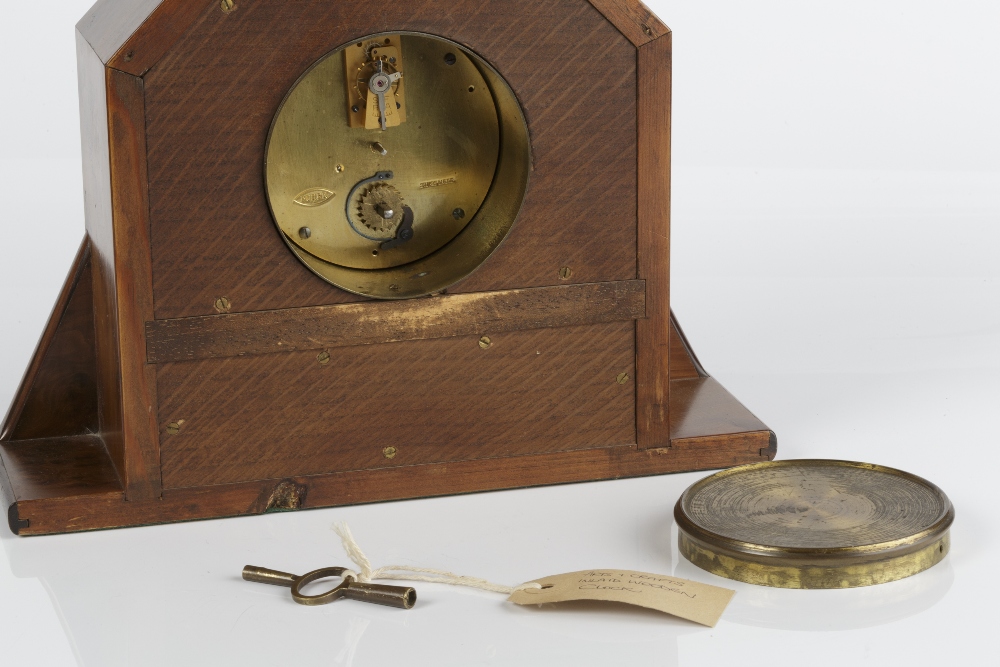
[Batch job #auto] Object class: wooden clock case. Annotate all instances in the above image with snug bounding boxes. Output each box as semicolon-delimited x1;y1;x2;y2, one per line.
0;0;774;536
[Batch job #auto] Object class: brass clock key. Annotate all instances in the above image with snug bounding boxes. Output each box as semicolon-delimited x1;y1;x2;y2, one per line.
243;565;417;608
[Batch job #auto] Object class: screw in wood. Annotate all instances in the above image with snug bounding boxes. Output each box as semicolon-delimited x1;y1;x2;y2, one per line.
616;372;630;385
221;0;236;13
559;267;572;280
479;336;492;349
166;420;184;435
214;297;232;313
317;351;331;365
383;447;398;459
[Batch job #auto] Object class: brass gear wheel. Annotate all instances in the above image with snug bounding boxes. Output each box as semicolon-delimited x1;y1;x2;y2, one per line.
358;183;405;237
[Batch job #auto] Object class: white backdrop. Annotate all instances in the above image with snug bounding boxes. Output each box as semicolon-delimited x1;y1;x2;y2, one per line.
0;2;997;665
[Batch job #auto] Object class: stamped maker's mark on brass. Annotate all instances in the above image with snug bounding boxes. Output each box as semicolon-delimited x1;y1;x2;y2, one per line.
418;175;458;189
294;188;336;207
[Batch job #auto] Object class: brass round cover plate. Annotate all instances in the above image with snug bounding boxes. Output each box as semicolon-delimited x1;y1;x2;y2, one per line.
675;459;954;589
264;32;531;299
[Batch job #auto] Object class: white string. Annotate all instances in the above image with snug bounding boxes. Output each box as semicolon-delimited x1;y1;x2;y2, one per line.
332;522;541;595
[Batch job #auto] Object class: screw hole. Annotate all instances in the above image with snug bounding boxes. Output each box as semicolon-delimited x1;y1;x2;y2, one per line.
444;53;457;66
385;38;391;44
468;85;475;93
372;249;379;256
452;208;465;220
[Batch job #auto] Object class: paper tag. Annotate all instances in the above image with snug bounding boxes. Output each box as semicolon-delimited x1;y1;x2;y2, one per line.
507;570;734;627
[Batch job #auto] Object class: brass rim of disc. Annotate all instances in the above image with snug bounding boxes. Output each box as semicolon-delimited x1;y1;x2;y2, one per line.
674;459;955;589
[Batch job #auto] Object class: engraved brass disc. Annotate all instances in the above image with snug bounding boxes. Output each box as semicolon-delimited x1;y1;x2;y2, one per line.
265;32;530;299
675;460;954;589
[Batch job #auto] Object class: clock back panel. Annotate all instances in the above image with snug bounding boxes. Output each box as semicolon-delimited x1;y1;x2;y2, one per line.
138;0;639;487
156;323;636;490
142;0;638;320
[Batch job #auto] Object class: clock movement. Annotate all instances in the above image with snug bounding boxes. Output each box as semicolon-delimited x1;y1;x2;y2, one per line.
0;0;774;535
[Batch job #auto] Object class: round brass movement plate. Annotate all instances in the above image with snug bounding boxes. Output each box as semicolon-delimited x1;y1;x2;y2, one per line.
265;32;531;299
675;460;954;589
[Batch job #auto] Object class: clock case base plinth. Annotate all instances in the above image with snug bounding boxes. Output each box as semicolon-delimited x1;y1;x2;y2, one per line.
1;240;773;535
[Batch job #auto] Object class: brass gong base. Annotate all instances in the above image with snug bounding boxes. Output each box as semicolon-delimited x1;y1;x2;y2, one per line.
675;460;954;589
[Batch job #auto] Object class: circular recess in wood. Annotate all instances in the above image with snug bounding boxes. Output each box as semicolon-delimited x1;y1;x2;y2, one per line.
265;32;530;299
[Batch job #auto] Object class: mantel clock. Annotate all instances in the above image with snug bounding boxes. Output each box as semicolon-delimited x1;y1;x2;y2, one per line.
0;0;774;535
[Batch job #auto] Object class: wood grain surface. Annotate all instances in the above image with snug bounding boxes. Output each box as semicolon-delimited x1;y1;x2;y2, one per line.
635;33;672;448
140;0;637;319
670;377;771;442
106;69;163;500
0;436;123;502
669;313;706;380
0;240;98;442
78;30;127;486
156;321;637;489
3;374;772;535
146;280;645;363
107;0;208;75
588;0;670;46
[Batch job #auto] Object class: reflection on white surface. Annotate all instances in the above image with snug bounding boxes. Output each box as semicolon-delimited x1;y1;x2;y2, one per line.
671;525;955;632
0;431;982;667
334;617;371;666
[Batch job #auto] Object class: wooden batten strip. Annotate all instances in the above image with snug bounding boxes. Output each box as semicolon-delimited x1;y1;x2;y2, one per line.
635;32;672;449
146;280;646;363
106;69;163;500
